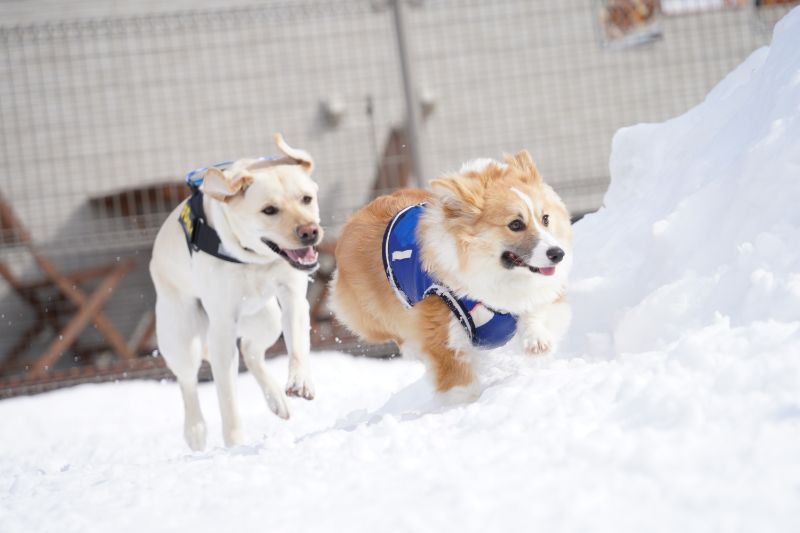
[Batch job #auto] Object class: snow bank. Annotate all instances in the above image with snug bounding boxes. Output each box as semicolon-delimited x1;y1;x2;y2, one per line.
2;8;800;533
568;15;800;358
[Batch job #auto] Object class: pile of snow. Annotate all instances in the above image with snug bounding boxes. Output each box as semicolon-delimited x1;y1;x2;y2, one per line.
2;8;800;533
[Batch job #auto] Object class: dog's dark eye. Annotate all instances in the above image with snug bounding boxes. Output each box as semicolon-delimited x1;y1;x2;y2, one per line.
542;214;550;227
302;195;313;205
508;219;526;232
262;206;279;216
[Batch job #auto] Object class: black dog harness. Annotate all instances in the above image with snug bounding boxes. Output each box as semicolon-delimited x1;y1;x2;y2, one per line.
178;156;309;265
178;182;243;264
178;159;266;263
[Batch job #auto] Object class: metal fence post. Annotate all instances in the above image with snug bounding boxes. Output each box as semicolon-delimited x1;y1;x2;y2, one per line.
390;0;426;187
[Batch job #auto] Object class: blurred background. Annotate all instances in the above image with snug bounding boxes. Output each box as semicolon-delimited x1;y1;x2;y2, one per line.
1;0;796;395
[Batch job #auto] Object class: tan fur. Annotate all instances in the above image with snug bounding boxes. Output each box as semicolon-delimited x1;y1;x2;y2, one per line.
274;133;314;172
333;189;429;344
420;157;571;297
504;149;543;184
332;152;572;393
331;186;484;392
200;167;255;202
333;189;473;392
417;297;474;391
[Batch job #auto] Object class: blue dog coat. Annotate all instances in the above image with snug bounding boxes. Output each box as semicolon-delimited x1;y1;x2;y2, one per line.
382;204;518;349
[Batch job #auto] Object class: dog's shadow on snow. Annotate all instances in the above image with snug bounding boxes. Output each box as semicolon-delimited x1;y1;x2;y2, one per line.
296;368;525;444
294;379;435;444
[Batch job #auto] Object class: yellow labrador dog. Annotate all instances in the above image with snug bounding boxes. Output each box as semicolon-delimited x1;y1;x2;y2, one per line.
150;134;322;450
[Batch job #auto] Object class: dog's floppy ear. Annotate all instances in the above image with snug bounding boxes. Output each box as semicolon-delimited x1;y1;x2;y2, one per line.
200;167;254;202
505;149;542;185
430;174;484;219
274;133;314;173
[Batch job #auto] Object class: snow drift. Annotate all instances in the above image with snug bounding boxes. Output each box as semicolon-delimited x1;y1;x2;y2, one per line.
2;8;800;533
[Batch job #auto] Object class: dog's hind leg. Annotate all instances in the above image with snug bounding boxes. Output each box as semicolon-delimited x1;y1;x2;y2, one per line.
239;299;290;420
155;294;208;451
204;310;244;447
328;270;399;345
178;370;206;451
416;298;475;393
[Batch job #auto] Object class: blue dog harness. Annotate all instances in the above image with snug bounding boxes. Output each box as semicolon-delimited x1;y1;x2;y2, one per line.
382;204;518;349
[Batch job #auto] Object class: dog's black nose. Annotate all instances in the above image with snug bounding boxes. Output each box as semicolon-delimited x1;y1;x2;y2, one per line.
546;247;565;264
296;223;319;245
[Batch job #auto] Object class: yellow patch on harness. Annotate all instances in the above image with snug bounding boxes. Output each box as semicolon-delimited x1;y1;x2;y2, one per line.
179;202;193;236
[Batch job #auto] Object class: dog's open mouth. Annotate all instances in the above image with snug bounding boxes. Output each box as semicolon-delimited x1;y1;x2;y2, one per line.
501;251;556;277
262;239;319;270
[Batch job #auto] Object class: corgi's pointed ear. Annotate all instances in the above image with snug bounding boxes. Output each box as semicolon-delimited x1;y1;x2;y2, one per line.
505;149;542;185
430;175;484;218
274;133;314;173
200;167;254;202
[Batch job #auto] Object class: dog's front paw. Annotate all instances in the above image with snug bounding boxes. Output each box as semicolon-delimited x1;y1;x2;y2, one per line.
266;390;291;420
286;369;315;400
437;382;481;405
525;338;552;355
522;327;555;356
184;420;207;452
224;427;245;448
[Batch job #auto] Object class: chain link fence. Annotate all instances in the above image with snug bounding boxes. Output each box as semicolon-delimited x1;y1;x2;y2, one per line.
0;0;796;384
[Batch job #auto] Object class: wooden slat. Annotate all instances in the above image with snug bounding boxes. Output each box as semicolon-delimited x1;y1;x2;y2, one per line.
21;264;118;291
128;309;156;354
31;254;137;361
0;194;32;244
30;261;135;377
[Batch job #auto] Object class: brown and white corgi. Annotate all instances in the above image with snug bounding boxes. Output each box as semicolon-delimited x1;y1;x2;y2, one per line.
330;150;572;395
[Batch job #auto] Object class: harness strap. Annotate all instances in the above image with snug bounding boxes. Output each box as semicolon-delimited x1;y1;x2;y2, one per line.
423;283;477;341
181;156;290;264
181;183;243;264
382;203;519;349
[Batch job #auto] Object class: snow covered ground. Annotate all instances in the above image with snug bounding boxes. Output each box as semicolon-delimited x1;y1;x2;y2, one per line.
2;8;800;533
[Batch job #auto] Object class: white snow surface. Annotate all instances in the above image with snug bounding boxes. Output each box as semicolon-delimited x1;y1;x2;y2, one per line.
3;9;800;533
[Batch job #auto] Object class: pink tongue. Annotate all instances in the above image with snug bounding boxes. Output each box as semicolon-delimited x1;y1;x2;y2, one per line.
538;266;556;276
286;247;316;263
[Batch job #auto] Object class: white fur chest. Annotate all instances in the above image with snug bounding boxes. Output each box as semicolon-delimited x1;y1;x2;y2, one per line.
236;264;283;316
189;253;304;317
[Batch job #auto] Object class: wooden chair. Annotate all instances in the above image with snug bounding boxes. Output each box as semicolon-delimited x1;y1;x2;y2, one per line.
0;193;137;377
